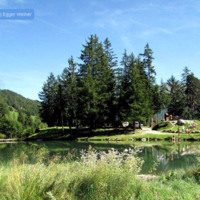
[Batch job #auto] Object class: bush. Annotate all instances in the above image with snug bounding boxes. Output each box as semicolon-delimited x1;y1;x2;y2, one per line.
23;117;48;137
0;133;6;139
152;121;172;131
0;118;23;138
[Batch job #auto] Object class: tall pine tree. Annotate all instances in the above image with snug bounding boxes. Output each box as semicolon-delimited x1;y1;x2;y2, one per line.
60;56;78;129
39;73;58;126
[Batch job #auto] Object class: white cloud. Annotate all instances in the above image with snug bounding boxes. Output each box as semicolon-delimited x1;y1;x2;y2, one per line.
158;28;172;34
0;71;47;86
140;27;172;38
92;7;150;31
37;18;70;34
174;22;200;32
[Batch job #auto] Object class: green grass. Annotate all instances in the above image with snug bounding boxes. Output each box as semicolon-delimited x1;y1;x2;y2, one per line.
28;127;131;141
29;127;71;140
194;120;200;130
80;133;184;141
79;131;200;141
167;120;200;133
29;126;200;142
0;133;6;139
1;149;200;200
132;133;200;141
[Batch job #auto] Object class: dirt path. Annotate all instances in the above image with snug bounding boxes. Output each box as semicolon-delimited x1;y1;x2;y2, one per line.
140;127;172;135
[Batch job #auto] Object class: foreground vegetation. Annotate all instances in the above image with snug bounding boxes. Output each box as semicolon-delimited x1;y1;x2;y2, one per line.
1;148;200;200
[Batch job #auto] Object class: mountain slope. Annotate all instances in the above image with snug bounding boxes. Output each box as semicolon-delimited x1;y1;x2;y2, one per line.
0;90;40;116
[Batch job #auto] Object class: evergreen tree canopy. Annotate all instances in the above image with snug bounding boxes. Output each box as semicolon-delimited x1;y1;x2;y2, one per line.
39;73;58;126
39;35;200;130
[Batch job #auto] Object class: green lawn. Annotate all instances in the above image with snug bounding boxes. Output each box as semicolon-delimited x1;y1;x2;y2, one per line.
28;127;127;141
28;126;200;141
79;133;200;141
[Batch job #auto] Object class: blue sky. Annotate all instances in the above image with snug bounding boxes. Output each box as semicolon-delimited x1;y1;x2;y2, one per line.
0;0;200;100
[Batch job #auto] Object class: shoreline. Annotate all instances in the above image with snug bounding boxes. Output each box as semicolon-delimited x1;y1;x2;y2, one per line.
0;139;23;143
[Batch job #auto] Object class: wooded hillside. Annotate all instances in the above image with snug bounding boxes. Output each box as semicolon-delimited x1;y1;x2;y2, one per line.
0;90;40;116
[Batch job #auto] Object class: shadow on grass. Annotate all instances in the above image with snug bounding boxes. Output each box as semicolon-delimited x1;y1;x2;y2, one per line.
27;127;135;141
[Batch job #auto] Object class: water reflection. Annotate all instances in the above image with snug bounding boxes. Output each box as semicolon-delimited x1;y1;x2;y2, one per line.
0;141;199;174
138;143;199;173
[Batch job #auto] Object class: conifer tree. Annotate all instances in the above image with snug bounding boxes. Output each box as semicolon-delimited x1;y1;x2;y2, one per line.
55;81;65;131
78;35;117;127
140;43;156;84
159;79;170;110
118;50;130;122
185;73;200;119
119;52;150;128
39;73;58;126
78;35;101;128
103;38;117;125
167;75;184;116
60;56;78;129
181;67;191;86
140;44;159;126
104;38;118;69
127;55;150;128
181;67;191;118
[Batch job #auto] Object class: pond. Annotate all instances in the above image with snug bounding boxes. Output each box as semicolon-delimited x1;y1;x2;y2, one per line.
1;141;200;174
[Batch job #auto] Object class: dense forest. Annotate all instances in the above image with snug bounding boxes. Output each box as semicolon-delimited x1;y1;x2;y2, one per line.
0;90;46;139
39;34;200;129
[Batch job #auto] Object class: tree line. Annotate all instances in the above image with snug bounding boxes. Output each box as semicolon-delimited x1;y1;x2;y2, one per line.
39;34;200;130
167;67;200;119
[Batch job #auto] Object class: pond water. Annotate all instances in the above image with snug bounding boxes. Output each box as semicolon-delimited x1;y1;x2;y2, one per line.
1;141;200;174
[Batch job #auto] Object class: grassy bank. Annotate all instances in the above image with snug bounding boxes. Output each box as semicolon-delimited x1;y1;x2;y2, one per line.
28;126;200;142
154;120;200;133
79;133;200;141
1;149;200;200
28;127;133;141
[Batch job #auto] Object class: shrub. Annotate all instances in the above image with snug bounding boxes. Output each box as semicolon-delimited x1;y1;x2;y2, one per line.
152;121;172;131
0;133;6;139
0;118;23;138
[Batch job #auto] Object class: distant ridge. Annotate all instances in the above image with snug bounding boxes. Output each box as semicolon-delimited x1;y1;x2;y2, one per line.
0;89;40;116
